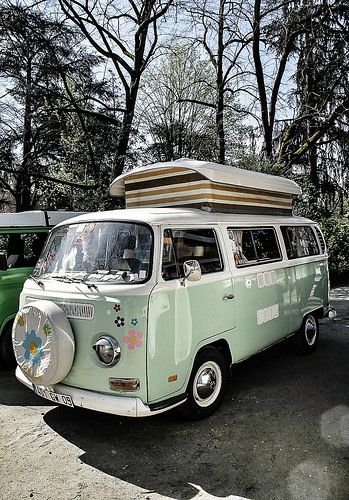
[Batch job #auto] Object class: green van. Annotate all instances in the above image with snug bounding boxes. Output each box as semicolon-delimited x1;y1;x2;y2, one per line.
12;161;336;419
0;211;83;366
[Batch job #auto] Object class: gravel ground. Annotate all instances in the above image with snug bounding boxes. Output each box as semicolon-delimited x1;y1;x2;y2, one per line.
1;288;349;500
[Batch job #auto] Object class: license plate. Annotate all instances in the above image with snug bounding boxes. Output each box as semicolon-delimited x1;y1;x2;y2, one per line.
33;385;74;408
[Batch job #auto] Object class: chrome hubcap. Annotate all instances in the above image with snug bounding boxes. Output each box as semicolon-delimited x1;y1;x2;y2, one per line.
305;316;317;346
197;368;216;399
193;361;222;407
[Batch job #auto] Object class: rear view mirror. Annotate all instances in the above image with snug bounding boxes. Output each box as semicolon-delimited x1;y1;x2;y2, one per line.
0;253;7;271
181;260;201;286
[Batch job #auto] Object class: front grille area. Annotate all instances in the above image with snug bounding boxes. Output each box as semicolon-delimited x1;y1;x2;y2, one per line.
25;297;95;320
56;302;95;320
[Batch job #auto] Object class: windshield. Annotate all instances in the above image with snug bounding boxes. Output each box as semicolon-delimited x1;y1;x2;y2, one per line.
33;221;152;284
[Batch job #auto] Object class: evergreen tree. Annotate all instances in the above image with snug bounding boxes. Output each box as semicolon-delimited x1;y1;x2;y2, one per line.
0;2;120;211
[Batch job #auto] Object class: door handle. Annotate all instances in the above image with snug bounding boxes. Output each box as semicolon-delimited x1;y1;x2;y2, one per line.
222;293;234;301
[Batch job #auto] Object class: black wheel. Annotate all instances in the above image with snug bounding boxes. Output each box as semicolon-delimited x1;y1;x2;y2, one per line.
294;314;319;354
0;323;16;368
178;347;230;420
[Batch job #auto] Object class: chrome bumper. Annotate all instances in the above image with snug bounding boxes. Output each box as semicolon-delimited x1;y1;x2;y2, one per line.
16;366;183;417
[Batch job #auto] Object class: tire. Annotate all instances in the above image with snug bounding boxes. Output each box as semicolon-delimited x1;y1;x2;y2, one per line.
178;347;230;420
294;313;319;354
12;300;75;386
0;322;16;368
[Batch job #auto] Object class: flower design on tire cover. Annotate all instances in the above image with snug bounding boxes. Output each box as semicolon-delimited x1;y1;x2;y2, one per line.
43;323;52;337
22;329;44;367
124;329;143;350
131;318;138;327
115;316;125;327
17;315;25;328
114;303;121;312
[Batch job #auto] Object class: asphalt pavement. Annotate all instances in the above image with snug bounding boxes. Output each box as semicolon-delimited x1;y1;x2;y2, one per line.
0;287;349;500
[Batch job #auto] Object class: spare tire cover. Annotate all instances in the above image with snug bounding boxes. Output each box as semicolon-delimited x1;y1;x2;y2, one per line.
12;300;75;386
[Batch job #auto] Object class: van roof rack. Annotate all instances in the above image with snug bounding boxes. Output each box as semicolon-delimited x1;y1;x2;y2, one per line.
109;159;301;216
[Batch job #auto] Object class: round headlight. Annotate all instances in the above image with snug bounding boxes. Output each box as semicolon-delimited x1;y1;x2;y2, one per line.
93;336;121;366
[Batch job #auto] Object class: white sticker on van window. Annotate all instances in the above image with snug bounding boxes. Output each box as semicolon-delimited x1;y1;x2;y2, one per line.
257;304;279;325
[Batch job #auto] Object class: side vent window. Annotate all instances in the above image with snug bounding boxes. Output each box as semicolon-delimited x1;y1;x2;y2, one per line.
228;228;281;267
314;226;326;254
281;226;320;259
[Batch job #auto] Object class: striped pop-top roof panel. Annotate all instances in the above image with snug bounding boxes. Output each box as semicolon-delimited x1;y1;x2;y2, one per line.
109;159;301;214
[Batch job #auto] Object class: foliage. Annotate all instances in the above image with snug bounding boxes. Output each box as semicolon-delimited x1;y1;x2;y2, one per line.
0;0;348;220
0;1;121;212
320;219;349;281
264;0;349;215
139;44;216;161
139;43;251;164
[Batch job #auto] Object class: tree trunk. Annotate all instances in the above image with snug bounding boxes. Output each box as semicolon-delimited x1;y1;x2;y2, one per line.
17;54;33;212
110;77;140;208
216;0;225;164
252;0;272;158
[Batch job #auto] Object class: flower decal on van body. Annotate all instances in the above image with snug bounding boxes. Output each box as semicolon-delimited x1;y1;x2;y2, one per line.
115;316;125;327
22;329;44;367
124;330;143;350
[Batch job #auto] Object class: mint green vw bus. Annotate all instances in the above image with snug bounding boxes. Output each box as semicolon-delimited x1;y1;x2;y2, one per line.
12;161;334;419
0;211;84;366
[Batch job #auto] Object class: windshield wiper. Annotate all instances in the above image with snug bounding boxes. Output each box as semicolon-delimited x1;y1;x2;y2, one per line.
78;273;99;291
28;275;44;289
85;282;98;291
50;273;99;290
49;274;81;283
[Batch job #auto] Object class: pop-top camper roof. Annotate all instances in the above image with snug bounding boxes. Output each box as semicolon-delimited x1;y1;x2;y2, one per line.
0;210;84;228
109;159;301;216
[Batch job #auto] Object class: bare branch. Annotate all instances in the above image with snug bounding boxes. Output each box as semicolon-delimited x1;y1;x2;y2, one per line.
0;165;98;189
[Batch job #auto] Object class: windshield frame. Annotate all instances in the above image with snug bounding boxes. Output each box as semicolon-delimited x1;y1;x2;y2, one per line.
33;219;154;285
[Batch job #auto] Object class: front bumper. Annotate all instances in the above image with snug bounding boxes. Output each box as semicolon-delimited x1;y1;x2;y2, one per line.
16;366;184;417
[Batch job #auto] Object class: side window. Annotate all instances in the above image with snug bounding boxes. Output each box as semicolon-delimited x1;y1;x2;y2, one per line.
0;232;47;269
161;228;223;280
281;226;320;259
228;228;281;267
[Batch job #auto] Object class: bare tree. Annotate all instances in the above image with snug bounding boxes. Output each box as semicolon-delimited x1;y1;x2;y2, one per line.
181;0;251;164
59;0;174;180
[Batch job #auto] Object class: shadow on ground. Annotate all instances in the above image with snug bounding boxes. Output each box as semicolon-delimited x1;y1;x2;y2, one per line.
0;367;52;407
2;288;349;499
40;333;349;500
